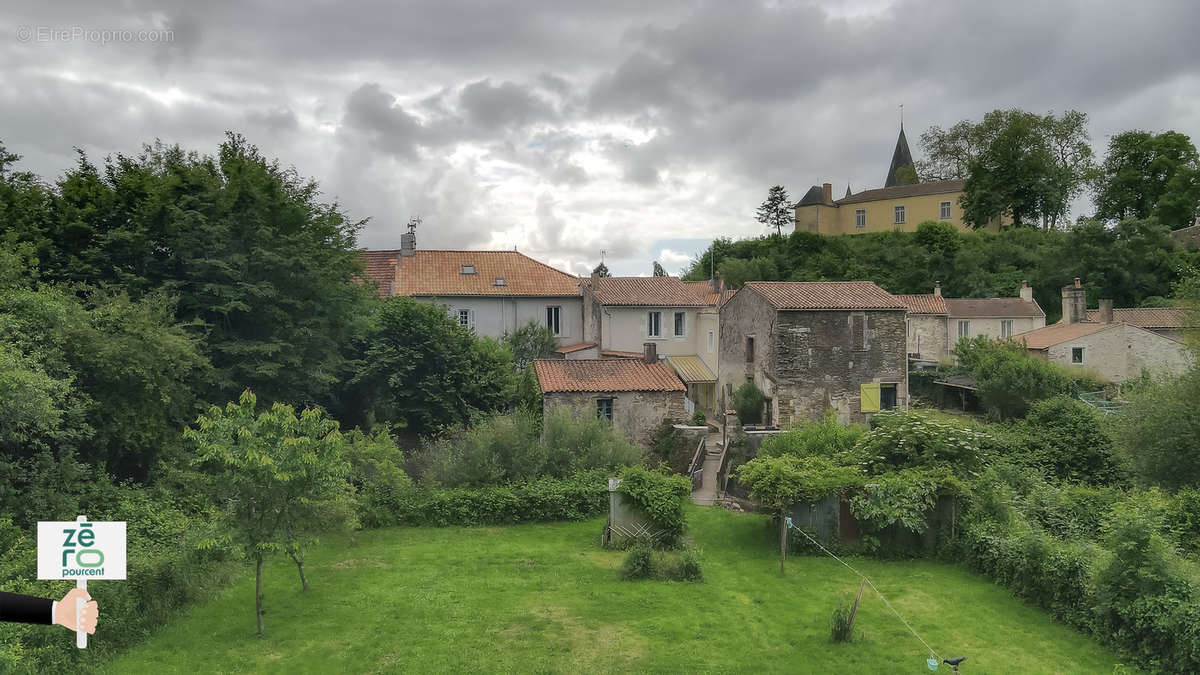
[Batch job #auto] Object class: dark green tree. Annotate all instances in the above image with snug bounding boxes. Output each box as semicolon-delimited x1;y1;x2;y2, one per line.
502;320;558;370
756;185;792;236
1093;130;1200;228
344;298;516;435
592;261;611;277
652;260;667;276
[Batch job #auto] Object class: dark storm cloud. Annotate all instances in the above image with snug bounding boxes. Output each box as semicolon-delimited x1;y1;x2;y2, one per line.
2;0;1200;266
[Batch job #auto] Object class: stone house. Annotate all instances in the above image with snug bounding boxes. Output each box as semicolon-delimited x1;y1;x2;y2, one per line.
360;232;583;346
533;346;687;446
1015;280;1193;383
580;275;732;414
717;281;909;426
897;281;1046;363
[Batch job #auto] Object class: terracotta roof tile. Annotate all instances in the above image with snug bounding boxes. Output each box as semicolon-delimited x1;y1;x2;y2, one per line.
744;281;906;310
944;297;1045;318
554;342;596;354
590;276;710;306
834;179;964;206
375;250;579;297
599;349;645;359
1013;322;1111;350
534;359;685;393
359;250;400;298
683;281;736;307
1085;307;1188;329
896;294;948;314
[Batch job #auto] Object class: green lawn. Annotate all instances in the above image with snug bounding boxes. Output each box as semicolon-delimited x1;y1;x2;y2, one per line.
103;506;1131;674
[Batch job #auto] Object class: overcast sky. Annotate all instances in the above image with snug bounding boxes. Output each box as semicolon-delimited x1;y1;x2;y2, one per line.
3;1;1199;276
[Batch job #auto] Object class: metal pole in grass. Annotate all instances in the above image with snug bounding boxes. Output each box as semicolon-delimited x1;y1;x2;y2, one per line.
779;512;787;575
847;577;866;634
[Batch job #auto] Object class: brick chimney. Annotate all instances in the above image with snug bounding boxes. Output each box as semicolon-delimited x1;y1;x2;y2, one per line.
822;183;833;203
1061;277;1087;324
933;281;942;297
1099;299;1114;324
643;342;657;364
1019;281;1033;303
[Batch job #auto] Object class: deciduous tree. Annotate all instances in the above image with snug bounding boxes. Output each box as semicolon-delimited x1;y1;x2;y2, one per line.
1093;130;1200;228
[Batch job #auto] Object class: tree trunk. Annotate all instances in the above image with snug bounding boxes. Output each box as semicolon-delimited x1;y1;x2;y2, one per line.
290;550;309;591
255;555;265;635
779;513;787;576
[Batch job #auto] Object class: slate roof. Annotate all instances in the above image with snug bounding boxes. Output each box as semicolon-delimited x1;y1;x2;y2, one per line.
533;359;686;393
944;297;1045;318
1084;307;1188;329
372;250;580;297
896;293;949;315
836;179;965;206
590;276;711;307
884;127;918;188
796;184;834;207
744;281;906;310
359;249;401;298
1013;322;1112;350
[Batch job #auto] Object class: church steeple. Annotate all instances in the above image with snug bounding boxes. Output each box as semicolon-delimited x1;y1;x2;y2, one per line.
884;125;918;188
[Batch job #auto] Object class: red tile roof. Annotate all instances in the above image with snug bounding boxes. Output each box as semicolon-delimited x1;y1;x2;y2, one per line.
359;250;400;298
683;281;736;307
368;250;581;297
833;179;965;206
744;281;906;310
1013;322;1111;350
599;349;645;359
1085;307;1188;329
534;359;686;393
590;276;711;307
945;297;1045;318
554;342;596;354
896;293;948;314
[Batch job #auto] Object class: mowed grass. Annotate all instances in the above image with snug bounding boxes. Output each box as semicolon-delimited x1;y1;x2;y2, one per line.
103;506;1131;674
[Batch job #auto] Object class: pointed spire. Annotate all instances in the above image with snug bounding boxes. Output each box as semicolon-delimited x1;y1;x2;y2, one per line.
885;125;918;188
845;184;852;198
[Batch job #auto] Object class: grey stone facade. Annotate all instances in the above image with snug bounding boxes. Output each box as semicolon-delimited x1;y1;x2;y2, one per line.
718;288;908;426
542;389;686;447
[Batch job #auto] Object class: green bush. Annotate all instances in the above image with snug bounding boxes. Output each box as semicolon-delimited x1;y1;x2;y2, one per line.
392;470;609;527
416;409;639;488
829;595;857;643
619;543;656;580
759;410;866;460
731;381;765;424
1113;368;1200;490
342;428;414;528
618;466;691;547
689;411;707;426
954;336;1075;419
853;409;992;472
671;549;704;582
998;396;1127;484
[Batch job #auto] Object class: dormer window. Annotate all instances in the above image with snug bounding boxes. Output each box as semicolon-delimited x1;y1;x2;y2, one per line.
461;264;475;275
494;277;506;286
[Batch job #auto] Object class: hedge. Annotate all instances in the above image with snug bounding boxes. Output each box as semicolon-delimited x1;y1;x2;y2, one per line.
388;470;610;527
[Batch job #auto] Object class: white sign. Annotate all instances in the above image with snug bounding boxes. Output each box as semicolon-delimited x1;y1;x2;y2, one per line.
37;520;126;581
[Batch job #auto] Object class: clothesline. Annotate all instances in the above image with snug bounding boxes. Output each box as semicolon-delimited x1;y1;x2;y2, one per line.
785;517;944;664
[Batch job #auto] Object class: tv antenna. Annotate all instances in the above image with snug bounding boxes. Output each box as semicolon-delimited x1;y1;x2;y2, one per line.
407;215;421;234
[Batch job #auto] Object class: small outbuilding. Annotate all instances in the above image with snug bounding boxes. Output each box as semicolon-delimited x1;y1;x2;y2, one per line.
533;344;687;446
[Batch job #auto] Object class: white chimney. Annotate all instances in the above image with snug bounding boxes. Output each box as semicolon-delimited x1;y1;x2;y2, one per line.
1020;281;1033;303
933;281;942;297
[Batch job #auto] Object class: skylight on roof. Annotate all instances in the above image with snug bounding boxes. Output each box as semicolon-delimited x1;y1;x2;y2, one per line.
494;277;506;286
461;264;475;275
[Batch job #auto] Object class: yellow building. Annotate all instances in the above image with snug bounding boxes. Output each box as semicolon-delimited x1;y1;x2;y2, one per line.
794;127;1001;235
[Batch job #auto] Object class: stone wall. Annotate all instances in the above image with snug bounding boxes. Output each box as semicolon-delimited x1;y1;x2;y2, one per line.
1043;324;1193;383
907;314;948;361
543;389;686;447
717;288;779;414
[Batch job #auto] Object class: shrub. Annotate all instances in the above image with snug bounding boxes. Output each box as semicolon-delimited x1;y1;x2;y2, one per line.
829;595;857;643
671;549;704;582
954;336;1074;419
759;410;866;460
1000;396;1127;484
849;467;946;535
394;470;609;527
619;543;656;580
1112;368;1200;490
731;381;765;424
689;411;707;426
853;409;992;472
736;454;862;509
618;466;691;546
342;428;414;528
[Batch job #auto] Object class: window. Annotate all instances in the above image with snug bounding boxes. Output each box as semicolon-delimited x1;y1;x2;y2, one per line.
851;314;866;350
745;336;755;363
894;205;906;224
880;384;898;411
546;306;561;336
1072;347;1084;364
707;330;715;353
674;311;686;337
457;308;474;329
940;201;951;220
460;264;475;275
855;209;867;228
647;311;662;338
596;398;614;421
494;277;506;287
957;320;970;339
1001;319;1014;339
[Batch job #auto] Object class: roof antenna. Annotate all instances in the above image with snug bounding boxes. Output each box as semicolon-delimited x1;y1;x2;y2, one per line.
899;103;904;131
407;215;421;234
